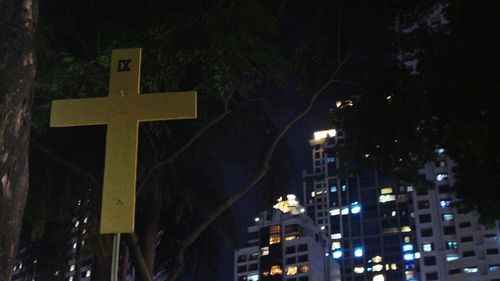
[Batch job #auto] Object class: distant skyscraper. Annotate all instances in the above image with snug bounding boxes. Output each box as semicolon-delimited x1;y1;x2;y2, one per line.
302;129;418;281
234;194;341;281
412;153;500;281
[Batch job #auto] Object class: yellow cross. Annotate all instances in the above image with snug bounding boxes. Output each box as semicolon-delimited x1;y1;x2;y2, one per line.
50;48;197;233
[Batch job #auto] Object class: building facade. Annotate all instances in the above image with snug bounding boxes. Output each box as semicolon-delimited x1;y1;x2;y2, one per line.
413;155;500;281
234;195;341;281
302;129;418;281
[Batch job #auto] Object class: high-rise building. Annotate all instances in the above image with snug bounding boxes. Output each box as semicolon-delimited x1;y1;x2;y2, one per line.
12;198;95;281
412;154;500;281
302;129;418;281
234;194;341;281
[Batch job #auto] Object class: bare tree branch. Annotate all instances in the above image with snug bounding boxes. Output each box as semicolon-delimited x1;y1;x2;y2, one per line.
166;53;355;281
137;104;234;196
123;233;152;281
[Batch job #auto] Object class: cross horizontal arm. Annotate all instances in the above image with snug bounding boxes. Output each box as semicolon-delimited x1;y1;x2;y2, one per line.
133;91;197;122
50;97;111;127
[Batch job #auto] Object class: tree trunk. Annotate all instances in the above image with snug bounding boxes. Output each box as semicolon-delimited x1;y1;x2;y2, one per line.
124;233;151;281
0;0;37;279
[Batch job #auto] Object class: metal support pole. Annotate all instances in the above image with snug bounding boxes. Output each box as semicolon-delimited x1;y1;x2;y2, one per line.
111;233;121;281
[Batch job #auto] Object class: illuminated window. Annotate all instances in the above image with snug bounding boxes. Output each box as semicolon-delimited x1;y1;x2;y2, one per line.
332;242;341;250
380;187;393;194
391;211;397;217
269;234;281;245
70;265;75;271
354;247;364;257
300;264;309;273
446;254;459;261
464;267;478;273
341;208;349;215
86;271;91;278
351;202;361;214
270;225;280;234
436;173;448;181
354;267;365;274
373;274;385;281
440;199;452;208
423;243;434;252
383;227;399;234
331;233;342;239
262;271;269;277
402;244;413;252
489;264;500;272
285;235;298;241
286;266;298;276
261;247;269;255
404;236;410;243
446;240;458;249
331;186;337;192
442;213;454;221
313;129;336;140
390;263;397;270
341;185;347;192
403;253;414;261
372;256;383;263
372;264;383;272
401;226;412;232
248;274;259;281
333;250;343;259
330;209;340;216
379;194;396;203
270;265;282;275
69;277;73;281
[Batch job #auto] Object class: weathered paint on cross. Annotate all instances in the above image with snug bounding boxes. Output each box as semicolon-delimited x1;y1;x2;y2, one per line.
50;48;197;233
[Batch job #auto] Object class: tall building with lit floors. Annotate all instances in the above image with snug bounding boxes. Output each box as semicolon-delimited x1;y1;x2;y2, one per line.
302;129;418;281
412;153;500;281
234;195;341;281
